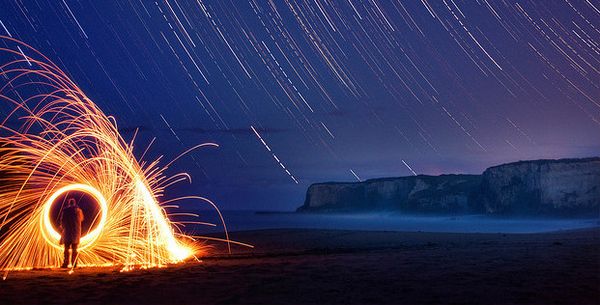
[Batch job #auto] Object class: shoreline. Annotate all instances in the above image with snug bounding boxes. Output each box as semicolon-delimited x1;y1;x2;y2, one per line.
1;227;598;305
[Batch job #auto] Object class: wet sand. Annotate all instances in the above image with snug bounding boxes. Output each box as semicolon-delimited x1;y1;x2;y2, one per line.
1;228;598;305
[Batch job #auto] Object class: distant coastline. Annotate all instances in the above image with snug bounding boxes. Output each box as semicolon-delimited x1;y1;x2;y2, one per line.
298;157;600;217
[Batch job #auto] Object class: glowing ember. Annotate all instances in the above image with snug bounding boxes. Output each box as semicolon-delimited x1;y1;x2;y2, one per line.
0;36;228;275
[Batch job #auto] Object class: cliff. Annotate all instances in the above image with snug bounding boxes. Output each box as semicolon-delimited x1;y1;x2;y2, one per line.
297;175;481;214
297;157;600;216
478;158;600;216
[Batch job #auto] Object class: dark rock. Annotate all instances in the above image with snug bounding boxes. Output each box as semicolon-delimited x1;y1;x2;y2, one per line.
297;174;481;214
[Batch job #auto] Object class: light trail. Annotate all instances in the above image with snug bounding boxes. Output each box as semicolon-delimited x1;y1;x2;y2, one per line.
61;0;88;39
1;0;598;213
0;37;232;277
401;159;418;176
250;125;298;184
349;169;361;182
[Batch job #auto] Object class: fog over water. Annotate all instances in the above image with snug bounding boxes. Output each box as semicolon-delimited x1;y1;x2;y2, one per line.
186;210;599;235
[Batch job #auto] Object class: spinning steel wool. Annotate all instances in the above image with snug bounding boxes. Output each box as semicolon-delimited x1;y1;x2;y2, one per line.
0;36;229;276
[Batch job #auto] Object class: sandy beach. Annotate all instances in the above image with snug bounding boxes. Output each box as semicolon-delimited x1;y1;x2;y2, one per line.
1;228;598;305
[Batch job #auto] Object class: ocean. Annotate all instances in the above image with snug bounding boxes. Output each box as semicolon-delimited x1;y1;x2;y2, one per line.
184;210;599;235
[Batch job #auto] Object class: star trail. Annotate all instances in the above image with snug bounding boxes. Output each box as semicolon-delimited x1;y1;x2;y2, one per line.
0;1;598;210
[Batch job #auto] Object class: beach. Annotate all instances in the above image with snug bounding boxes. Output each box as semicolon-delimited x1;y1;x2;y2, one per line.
1;228;598;305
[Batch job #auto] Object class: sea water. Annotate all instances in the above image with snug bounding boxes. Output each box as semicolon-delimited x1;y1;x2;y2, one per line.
185;210;599;234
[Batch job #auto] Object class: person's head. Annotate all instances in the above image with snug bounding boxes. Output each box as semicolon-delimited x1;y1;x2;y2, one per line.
66;198;77;207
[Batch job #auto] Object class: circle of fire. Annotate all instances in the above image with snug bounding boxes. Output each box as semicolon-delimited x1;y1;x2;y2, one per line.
40;184;108;250
0;36;236;275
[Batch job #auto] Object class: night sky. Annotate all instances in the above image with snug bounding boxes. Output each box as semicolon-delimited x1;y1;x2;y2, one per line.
0;1;598;210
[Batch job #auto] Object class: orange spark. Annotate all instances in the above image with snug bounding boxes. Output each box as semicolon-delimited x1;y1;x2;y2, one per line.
0;36;231;276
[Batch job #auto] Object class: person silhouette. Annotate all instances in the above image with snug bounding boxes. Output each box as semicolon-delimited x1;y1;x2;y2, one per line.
60;198;84;268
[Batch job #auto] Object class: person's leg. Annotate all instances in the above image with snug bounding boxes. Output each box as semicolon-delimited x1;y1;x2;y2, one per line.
61;243;70;268
71;243;79;268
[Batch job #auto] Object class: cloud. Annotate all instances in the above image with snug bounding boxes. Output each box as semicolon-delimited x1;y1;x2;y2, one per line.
119;125;288;135
118;125;151;133
180;127;288;135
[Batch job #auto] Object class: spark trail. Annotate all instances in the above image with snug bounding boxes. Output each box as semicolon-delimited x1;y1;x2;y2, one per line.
0;37;232;276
